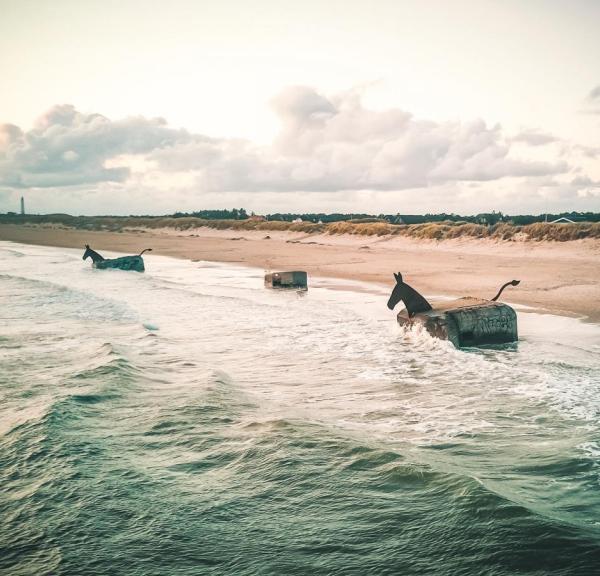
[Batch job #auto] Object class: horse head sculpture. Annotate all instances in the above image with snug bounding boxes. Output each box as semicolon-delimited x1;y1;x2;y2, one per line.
82;244;105;263
387;272;433;317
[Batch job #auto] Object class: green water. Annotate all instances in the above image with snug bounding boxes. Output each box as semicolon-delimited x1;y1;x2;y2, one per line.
1;243;600;575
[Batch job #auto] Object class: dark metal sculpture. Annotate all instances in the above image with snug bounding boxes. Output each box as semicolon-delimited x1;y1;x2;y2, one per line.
83;245;151;272
388;272;520;347
387;272;433;317
491;280;520;301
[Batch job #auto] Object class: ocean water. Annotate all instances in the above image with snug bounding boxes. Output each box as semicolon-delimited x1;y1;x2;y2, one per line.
1;241;600;576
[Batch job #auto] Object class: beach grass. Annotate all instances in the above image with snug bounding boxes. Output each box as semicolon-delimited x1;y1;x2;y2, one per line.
2;214;599;241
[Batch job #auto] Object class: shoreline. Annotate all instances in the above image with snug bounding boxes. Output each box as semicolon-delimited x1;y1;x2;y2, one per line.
1;223;599;322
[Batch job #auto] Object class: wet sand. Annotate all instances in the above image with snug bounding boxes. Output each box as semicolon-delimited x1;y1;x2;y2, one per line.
1;223;599;322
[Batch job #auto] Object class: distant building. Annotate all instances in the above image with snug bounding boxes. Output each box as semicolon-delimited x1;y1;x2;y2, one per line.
550;217;575;224
248;215;266;221
292;217;303;223
20;196;25;215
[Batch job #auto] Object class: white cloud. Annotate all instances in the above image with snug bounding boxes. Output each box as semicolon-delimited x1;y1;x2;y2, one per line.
1;87;597;214
582;85;600;114
150;86;569;193
0;104;190;188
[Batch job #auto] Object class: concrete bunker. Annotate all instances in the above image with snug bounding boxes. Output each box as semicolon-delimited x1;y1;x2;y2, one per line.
388;273;519;347
264;271;308;290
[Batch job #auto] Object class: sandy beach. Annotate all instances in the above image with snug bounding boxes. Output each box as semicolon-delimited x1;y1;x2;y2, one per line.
1;223;599;322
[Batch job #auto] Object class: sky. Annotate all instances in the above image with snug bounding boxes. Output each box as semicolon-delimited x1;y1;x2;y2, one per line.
0;0;599;216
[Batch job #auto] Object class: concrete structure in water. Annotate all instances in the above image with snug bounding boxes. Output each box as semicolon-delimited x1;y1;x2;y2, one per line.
388;273;519;347
264;271;308;290
396;297;518;347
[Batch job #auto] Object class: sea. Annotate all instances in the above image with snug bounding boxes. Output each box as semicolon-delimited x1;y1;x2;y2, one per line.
1;241;600;576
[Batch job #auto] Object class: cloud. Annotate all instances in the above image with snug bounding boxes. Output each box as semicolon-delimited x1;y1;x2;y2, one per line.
150;86;568;193
582;85;600;114
569;175;600;198
572;144;600;159
511;129;558;146
0;104;190;188
0;87;577;206
270;85;338;127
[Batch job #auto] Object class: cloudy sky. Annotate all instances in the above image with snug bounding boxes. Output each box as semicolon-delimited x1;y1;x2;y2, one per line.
1;0;599;216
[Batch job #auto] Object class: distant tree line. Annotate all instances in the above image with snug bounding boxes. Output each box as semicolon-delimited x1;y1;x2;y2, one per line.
172;208;248;220
266;212;376;223
167;209;600;224
263;210;600;225
505;212;600;224
2;209;600;224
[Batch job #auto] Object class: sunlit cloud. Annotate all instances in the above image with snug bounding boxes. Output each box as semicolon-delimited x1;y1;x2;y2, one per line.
0;105;190;188
0;86;597;214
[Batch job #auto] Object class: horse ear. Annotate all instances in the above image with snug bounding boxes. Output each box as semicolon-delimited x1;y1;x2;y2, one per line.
394;272;403;283
85;244;89;248
393;272;399;281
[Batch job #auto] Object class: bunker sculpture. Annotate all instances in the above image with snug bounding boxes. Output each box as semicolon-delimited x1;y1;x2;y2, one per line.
264;271;308;290
83;245;151;272
387;272;519;347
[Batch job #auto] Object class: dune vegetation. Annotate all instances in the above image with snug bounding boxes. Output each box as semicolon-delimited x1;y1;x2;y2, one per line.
1;213;599;242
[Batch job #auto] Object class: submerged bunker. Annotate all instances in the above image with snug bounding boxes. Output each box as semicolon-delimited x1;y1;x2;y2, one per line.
388;273;519;347
264;271;308;290
397;298;518;347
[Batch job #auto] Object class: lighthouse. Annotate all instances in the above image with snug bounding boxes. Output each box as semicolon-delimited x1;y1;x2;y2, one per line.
20;196;25;215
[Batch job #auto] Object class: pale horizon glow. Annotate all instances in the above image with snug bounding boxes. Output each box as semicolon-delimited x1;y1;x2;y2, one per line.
1;0;599;215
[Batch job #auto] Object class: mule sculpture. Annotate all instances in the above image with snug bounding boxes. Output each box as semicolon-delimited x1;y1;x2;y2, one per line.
388;272;520;347
83;245;151;272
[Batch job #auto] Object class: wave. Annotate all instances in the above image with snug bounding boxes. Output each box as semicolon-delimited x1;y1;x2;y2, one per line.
0;342;140;440
0;247;25;258
0;273;138;324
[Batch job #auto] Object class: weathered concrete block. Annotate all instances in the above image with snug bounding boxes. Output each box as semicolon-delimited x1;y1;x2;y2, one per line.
264;271;308;290
397;297;518;347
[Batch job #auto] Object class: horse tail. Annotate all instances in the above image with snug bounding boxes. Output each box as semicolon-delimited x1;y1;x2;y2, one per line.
139;248;153;256
491;280;520;302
